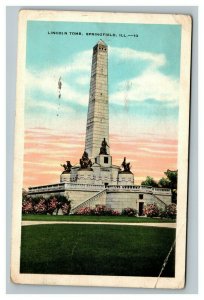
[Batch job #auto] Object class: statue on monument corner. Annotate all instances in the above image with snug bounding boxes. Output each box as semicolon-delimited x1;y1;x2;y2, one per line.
61;160;72;173
121;157;131;173
99;138;109;155
79;151;92;169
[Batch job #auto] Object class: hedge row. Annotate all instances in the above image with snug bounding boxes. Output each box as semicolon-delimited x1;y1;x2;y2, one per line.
22;195;71;215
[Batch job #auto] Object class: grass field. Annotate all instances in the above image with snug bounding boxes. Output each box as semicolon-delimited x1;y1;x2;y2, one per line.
20;224;175;277
22;214;176;223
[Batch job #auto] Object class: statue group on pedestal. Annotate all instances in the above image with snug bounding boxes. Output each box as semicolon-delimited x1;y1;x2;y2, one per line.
61;160;72;173
80;151;92;169
121;157;131;172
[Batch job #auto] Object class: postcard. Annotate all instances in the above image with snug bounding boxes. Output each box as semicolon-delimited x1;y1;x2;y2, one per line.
11;10;192;288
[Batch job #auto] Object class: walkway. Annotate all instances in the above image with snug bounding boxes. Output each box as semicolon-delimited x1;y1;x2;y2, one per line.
21;221;176;228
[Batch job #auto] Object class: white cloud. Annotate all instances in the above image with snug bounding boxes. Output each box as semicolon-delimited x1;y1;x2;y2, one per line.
110;69;179;105
109;47;166;68
26;46;179;113
26;49;92;106
109;46;179;106
26;69;89;106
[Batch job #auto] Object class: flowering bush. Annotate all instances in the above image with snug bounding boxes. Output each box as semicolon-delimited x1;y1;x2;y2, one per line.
47;197;58;215
166;203;177;219
22;194;71;215
121;207;137;217
75;206;121;216
22;198;33;214
33;198;47;214
94;205;113;216
75;207;93;215
143;203;160;217
61;202;71;215
111;210;120;216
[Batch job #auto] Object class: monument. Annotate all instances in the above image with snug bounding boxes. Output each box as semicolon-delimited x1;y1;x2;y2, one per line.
85;40;109;159
28;40;172;214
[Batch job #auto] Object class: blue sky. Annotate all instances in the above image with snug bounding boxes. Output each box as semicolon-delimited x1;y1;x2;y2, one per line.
25;20;181;137
23;20;181;187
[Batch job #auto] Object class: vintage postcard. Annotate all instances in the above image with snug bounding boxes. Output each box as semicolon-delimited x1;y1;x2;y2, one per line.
11;10;192;288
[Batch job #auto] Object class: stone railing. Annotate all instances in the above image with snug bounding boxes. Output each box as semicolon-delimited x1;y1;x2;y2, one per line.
28;183;171;195
28;182;105;194
107;185;151;192
28;183;65;194
152;187;172;195
107;185;171;194
65;183;105;191
71;189;106;213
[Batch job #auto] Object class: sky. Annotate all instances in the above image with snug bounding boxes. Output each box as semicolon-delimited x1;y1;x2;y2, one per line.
23;20;181;188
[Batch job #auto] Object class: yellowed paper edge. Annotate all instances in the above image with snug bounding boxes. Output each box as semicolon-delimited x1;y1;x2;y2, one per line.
11;10;192;289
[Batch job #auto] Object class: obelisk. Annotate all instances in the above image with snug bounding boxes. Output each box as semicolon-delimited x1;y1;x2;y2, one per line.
85;40;109;159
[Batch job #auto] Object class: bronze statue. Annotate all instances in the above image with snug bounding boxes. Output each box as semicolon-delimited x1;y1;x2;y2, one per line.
99;138;109;155
79;151;92;169
61;160;72;173
121;157;131;172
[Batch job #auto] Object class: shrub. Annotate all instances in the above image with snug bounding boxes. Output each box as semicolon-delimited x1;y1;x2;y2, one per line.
94;205;113;216
143;203;160;217
75;206;121;216
111;210;120;216
22;198;33;214
33;198;47;214
159;210;167;219
47;197;58;215
166;203;177;219
121;207;137;217
61;202;71;215
75;207;93;216
22;194;71;215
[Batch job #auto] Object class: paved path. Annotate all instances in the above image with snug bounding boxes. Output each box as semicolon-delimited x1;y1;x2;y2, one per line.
22;221;176;228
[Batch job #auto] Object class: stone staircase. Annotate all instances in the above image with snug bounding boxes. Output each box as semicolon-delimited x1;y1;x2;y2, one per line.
70;189;107;214
152;194;168;208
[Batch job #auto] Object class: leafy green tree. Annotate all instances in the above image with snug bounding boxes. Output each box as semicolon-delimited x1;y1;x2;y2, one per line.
159;170;178;204
141;176;158;187
164;169;178;190
158;177;170;188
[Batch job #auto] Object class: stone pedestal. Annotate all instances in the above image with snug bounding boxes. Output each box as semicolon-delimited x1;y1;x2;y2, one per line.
60;173;71;183
77;169;94;184
95;154;112;167
118;172;134;186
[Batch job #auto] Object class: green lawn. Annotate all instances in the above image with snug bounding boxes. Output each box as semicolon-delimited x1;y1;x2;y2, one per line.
22;214;176;223
20;224;175;277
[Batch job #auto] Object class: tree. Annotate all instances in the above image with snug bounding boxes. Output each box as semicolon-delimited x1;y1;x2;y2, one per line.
141;176;158;187
22;188;28;202
55;195;71;215
158;177;170;188
159;169;178;204
164;169;178;190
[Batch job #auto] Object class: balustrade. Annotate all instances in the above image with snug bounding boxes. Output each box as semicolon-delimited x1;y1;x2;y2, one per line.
28;182;171;194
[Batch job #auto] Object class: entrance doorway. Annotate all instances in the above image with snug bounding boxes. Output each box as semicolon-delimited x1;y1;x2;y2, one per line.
139;202;144;216
104;183;108;188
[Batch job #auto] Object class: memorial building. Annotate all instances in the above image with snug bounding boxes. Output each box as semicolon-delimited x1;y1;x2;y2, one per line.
28;40;172;214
